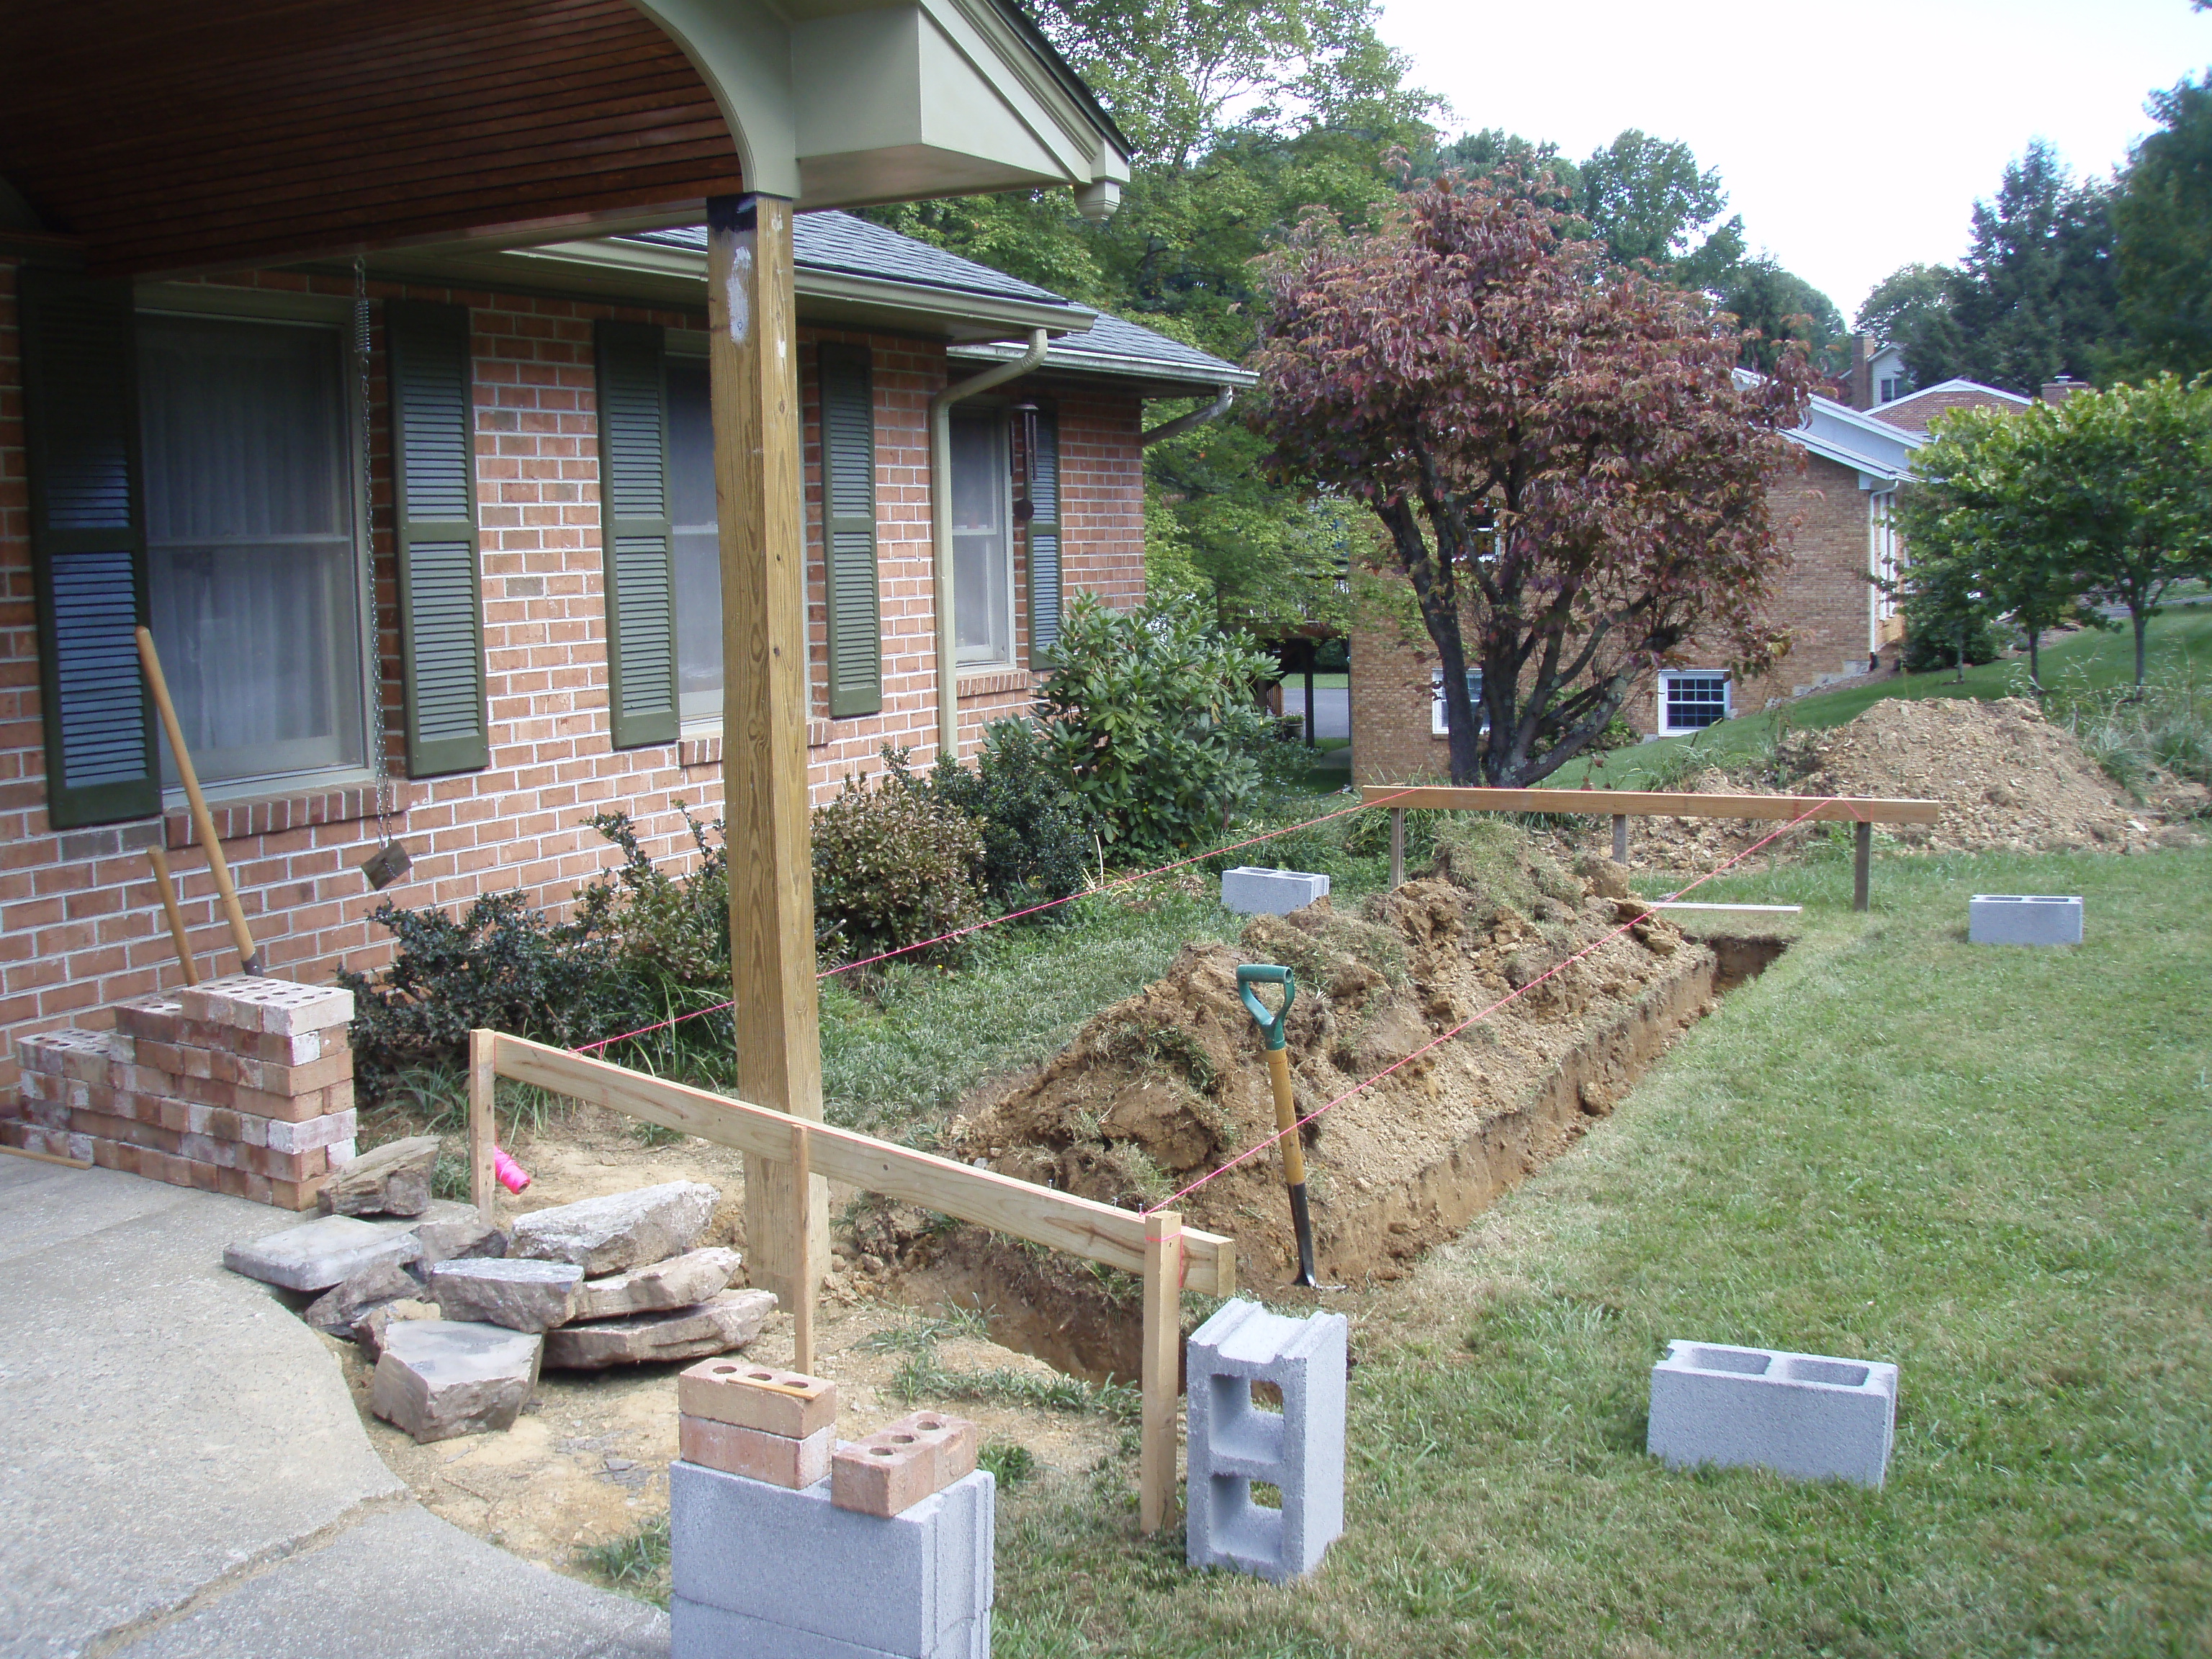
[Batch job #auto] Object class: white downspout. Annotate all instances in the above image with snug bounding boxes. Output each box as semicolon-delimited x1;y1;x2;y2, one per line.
931;328;1049;763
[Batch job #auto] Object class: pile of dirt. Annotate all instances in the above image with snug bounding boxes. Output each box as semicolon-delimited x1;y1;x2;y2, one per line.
1613;696;2206;871
940;820;1719;1317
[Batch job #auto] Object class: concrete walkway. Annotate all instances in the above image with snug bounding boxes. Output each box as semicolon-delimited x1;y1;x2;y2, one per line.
0;1156;670;1659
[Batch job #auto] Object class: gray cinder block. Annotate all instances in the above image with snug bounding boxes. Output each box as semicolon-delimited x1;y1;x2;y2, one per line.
1185;1299;1346;1583
1969;894;2082;945
670;1460;992;1658
1220;867;1331;915
1647;1340;1898;1488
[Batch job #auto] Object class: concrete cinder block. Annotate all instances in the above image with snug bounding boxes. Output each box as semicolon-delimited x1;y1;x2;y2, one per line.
1185;1299;1347;1583
1969;894;2082;945
1220;866;1331;916
671;1460;992;1655
1647;1339;1898;1488
671;1599;989;1659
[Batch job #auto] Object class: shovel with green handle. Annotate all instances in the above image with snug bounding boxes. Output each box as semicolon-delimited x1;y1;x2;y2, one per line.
1238;963;1323;1288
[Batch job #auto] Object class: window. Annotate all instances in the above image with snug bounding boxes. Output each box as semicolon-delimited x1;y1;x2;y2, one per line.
667;354;722;724
1431;667;1487;737
140;312;366;790
1878;375;1904;404
951;410;1013;666
1659;670;1730;732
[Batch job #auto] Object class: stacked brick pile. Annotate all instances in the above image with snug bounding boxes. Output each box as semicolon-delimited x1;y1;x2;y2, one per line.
2;975;356;1209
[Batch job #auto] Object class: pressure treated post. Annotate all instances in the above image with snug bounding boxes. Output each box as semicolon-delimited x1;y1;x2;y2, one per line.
1141;1209;1184;1534
708;194;828;1312
1613;814;1629;863
1388;809;1405;889
1853;819;1873;912
468;1028;496;1223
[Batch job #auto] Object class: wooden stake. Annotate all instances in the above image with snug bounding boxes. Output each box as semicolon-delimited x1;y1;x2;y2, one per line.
469;1028;496;1223
1140;1208;1184;1534
1;1143;92;1170
791;1120;814;1375
135;627;260;975
1388;808;1405;889
1853;819;1873;912
707;193;827;1313
144;845;198;986
1613;813;1629;863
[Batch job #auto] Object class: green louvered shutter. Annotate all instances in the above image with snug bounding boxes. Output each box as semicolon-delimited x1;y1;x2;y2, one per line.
1026;408;1063;669
19;269;158;830
817;343;881;718
386;300;488;777
594;320;678;749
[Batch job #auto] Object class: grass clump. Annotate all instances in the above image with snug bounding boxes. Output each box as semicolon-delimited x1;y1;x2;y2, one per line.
979;1442;1038;1488
891;1349;1142;1426
577;1514;670;1607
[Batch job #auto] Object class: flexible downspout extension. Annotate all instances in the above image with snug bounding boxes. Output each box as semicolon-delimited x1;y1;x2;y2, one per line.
1140;384;1235;448
931;328;1050;762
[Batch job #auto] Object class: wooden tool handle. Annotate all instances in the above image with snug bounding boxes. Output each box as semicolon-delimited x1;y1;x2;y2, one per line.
144;845;199;986
1265;1047;1306;1185
135;628;260;975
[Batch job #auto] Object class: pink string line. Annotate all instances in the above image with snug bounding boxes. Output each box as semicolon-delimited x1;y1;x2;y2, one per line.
572;787;1422;1055
1141;795;1842;1216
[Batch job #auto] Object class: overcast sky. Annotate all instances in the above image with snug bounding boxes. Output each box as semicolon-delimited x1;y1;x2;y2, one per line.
1375;0;2211;323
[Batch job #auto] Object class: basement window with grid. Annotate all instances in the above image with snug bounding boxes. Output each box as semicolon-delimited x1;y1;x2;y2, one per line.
1431;667;1488;736
140;311;369;791
1658;670;1731;733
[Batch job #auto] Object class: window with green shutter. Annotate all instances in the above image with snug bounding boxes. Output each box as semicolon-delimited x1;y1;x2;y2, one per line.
817;343;881;717
385;300;489;777
1026;407;1063;668
19;269;160;830
594;320;678;749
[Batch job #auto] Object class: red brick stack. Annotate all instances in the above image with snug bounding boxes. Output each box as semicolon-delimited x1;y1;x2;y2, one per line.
2;974;356;1209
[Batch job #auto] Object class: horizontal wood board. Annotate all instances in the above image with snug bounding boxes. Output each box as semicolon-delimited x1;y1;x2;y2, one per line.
1362;786;1942;824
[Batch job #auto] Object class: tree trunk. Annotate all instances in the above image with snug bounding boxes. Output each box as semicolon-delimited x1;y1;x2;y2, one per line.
2027;628;2041;694
2133;606;2148;687
1954;626;1966;684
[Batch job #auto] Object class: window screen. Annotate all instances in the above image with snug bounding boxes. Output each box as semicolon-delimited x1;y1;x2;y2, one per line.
140;313;364;788
667;356;723;724
951;411;1012;666
1663;672;1730;731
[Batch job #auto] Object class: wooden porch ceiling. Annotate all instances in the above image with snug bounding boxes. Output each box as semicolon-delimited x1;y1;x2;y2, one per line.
0;0;745;276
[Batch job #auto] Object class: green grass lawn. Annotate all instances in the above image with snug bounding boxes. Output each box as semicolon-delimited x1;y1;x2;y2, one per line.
984;845;2212;1657
1553;607;2212;791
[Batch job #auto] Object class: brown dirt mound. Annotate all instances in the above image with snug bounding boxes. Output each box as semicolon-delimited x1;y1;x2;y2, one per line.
941;822;1709;1300
1616;696;2203;871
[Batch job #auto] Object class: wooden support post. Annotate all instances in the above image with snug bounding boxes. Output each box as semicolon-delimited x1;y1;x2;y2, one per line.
708;193;827;1313
1302;656;1316;748
1388;808;1405;889
1853;819;1872;912
1613;814;1629;863
468;1028;496;1223
791;1120;814;1375
1140;1209;1184;1535
145;846;198;986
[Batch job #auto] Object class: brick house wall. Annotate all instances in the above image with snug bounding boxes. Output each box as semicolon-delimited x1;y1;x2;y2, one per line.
1345;449;1884;782
0;256;1145;1092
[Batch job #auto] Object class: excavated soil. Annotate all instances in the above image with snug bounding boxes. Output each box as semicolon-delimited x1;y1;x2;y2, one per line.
907;824;1752;1380
1606;696;2207;871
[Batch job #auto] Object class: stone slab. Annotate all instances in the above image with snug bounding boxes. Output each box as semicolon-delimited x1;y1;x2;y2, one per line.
222;1213;423;1292
576;1246;742;1319
370;1319;543;1443
1220;866;1331;915
508;1180;720;1276
354;1297;441;1358
318;1134;440;1217
543;1288;777;1370
302;1261;426;1336
413;1215;508;1267
431;1256;584;1332
1647;1339;1898;1488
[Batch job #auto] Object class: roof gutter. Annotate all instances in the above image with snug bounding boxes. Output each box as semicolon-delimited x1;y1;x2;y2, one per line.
1141;385;1236;447
931;328;1048;761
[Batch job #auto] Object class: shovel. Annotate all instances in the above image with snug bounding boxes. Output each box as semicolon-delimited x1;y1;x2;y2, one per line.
1236;963;1324;1288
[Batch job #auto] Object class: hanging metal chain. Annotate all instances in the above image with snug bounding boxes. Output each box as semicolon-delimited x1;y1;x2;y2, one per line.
354;256;395;849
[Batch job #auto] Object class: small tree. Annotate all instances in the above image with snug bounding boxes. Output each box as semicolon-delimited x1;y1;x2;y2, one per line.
1252;174;1817;785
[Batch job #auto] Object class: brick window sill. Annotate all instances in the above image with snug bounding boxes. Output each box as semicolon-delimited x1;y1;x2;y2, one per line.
958;669;1038;699
164;781;418;849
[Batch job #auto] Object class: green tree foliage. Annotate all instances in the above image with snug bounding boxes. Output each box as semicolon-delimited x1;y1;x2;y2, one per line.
1254;178;1817;786
1716;255;1848;374
2112;73;2212;379
1853;261;1961;396
1033;593;1276;853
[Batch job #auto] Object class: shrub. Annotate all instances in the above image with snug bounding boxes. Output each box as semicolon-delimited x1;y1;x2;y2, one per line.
1901;614;2002;673
1033;593;1277;857
930;718;1096;917
811;754;990;965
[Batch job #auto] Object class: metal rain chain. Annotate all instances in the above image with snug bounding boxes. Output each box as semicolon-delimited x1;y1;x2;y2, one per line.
353;256;413;891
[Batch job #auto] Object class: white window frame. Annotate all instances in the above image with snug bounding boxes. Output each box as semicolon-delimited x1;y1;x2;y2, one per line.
1657;670;1732;734
1430;667;1488;737
135;284;377;804
950;409;1016;670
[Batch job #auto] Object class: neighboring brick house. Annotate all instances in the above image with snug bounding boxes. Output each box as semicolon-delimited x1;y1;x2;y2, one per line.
0;212;1245;1093
1869;377;2033;434
1347;390;1925;782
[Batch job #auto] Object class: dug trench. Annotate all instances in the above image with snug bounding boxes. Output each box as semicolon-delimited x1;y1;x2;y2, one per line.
886;822;1791;1384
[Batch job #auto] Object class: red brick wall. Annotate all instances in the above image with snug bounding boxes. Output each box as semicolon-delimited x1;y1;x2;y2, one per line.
0;259;1147;1089
1345;449;1883;778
